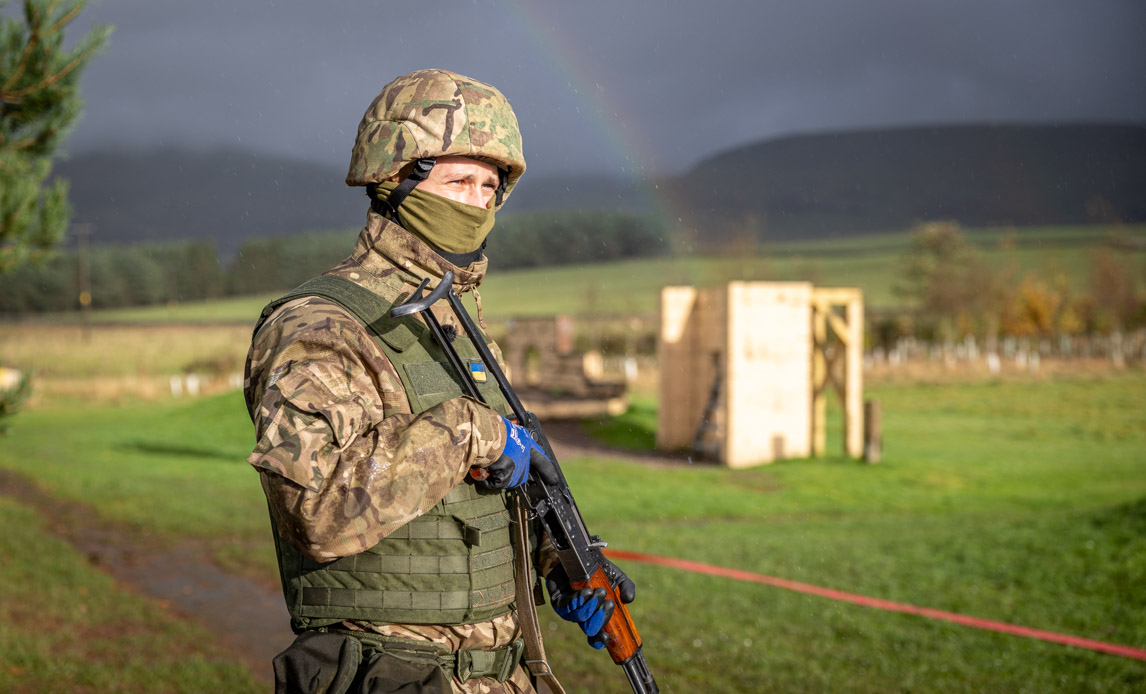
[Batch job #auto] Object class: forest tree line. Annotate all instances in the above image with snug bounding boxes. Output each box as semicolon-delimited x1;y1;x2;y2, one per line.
880;221;1144;345
0;210;671;313
2;213;1142;345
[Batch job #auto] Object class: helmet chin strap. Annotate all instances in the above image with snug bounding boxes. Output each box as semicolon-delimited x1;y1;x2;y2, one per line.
369;157;437;219
494;167;508;206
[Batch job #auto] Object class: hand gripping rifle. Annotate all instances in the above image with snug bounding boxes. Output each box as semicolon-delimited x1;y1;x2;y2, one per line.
392;271;659;694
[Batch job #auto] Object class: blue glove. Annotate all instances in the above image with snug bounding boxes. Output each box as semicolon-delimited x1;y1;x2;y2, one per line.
546;562;636;649
478;418;557;490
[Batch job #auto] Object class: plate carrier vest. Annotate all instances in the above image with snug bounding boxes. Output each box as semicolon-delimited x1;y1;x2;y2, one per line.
255;274;530;632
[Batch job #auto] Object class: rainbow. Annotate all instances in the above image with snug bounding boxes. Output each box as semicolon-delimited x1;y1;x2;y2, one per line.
503;1;692;234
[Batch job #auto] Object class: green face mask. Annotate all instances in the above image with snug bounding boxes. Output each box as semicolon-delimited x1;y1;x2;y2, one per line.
373;182;496;254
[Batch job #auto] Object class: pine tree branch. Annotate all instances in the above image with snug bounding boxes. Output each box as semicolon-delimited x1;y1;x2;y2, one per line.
5;42;94;98
47;0;82;36
5;26;109;102
1;2;44;93
1;0;106;273
0;184;34;230
3;2;91;98
10;122;59;151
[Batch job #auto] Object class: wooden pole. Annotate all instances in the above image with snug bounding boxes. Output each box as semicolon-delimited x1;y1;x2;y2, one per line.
75;222;94;343
864;399;883;463
845;295;864;458
811;302;827;456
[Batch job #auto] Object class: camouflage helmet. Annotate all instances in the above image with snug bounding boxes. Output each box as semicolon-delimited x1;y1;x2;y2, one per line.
346;69;526;203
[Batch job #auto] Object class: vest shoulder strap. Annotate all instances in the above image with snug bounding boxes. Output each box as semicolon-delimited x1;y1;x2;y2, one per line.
254;275;423;352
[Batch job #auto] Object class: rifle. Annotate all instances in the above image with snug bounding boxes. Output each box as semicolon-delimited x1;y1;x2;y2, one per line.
392;271;659;694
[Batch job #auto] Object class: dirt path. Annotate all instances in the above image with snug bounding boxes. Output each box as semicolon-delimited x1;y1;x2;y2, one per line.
543;419;700;468
0;426;692;684
0;467;292;684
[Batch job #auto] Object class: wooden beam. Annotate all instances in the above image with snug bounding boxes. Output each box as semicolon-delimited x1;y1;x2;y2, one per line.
845;297;865;458
811;287;863;304
827;311;851;346
811;305;827;456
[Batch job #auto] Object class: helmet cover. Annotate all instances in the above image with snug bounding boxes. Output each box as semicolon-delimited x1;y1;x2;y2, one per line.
346;69;526;202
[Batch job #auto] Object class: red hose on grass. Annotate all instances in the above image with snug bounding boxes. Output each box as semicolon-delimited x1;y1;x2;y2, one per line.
604;549;1146;662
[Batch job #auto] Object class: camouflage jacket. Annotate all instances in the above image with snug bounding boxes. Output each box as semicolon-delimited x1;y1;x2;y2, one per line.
245;212;564;677
245;211;512;561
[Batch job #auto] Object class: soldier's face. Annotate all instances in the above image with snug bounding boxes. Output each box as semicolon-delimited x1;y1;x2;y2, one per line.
418;156;500;209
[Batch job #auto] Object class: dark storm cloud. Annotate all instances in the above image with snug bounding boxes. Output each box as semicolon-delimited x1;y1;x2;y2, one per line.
49;0;1146;177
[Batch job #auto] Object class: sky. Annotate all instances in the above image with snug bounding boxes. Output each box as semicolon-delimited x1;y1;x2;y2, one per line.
34;0;1146;180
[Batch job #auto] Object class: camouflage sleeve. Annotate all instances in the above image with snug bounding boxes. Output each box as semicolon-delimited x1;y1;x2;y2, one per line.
246;298;508;561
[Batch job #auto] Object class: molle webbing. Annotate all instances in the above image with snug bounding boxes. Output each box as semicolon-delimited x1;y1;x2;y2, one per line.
286;483;517;627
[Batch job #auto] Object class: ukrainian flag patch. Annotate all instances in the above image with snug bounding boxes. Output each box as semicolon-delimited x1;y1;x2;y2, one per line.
469;360;488;383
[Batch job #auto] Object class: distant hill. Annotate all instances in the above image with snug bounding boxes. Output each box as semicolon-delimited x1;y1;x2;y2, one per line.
55;122;1145;258
677;122;1146;243
55;147;365;259
506;173;653;214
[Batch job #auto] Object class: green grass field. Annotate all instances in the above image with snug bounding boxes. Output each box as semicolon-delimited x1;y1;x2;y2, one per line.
0;494;262;693
1;371;1143;692
32;223;1145;324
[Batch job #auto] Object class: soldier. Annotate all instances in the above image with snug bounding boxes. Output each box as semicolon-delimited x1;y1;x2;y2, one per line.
244;69;635;694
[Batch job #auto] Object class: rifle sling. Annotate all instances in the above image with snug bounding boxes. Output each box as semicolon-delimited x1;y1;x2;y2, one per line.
513;493;566;694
